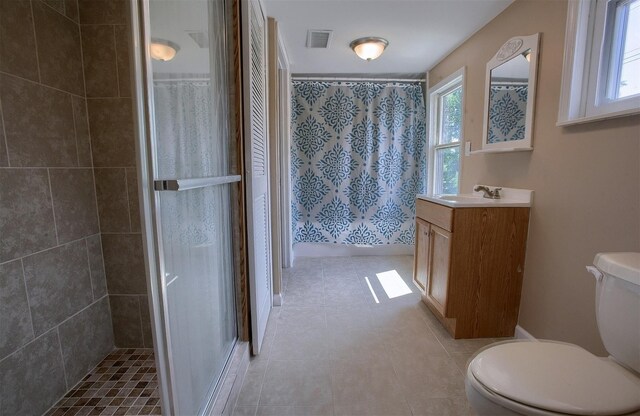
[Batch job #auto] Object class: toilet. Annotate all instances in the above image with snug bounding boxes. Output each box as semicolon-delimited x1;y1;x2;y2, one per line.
465;252;640;416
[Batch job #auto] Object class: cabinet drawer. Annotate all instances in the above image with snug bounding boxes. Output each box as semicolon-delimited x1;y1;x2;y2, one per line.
416;200;453;232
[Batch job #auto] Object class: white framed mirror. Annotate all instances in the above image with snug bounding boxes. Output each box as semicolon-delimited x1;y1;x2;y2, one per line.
481;33;540;152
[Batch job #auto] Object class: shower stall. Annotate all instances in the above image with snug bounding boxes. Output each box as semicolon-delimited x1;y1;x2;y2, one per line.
130;0;241;414
0;0;243;413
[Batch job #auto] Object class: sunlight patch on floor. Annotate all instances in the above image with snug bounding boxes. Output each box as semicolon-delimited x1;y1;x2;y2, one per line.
376;269;413;299
364;276;380;303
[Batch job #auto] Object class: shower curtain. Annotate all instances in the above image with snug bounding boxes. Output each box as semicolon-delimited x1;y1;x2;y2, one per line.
291;81;426;246
153;80;223;246
153;80;228;178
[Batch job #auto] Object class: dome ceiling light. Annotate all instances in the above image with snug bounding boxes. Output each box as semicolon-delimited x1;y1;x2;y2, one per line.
350;37;389;61
150;38;180;61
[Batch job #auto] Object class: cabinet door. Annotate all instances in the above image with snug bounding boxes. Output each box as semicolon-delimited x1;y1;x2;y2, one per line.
426;225;452;316
413;219;431;292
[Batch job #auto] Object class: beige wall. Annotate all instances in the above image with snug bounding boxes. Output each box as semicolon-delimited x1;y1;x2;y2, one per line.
429;0;640;355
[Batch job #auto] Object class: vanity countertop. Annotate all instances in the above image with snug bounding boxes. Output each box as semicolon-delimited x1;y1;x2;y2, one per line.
417;185;533;208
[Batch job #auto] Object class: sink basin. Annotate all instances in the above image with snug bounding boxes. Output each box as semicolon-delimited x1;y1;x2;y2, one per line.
436;195;486;203
417;186;533;208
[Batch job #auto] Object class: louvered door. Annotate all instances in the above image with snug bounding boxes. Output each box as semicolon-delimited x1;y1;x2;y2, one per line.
242;0;273;355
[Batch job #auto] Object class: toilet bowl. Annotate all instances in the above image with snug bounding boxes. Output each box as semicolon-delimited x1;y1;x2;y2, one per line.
465;253;640;416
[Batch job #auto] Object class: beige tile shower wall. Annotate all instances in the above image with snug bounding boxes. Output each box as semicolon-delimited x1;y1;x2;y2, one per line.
428;0;640;354
78;0;151;349
0;1;114;414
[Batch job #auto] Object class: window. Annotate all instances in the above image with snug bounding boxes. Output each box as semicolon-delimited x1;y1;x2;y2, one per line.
428;68;464;195
558;0;640;124
602;0;640;99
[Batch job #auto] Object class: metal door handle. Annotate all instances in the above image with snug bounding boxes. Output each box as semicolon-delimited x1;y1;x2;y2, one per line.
154;175;241;191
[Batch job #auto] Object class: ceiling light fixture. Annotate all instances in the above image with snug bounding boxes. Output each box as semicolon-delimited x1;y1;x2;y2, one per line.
350;37;389;61
150;38;180;62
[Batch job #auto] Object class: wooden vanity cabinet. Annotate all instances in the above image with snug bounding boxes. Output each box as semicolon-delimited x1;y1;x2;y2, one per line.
415;218;451;316
413;199;530;339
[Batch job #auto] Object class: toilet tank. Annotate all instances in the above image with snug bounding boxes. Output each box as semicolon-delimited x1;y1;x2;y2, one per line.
592;252;640;374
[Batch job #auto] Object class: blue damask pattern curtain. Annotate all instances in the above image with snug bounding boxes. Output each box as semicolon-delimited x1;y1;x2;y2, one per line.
291;81;426;246
488;84;528;143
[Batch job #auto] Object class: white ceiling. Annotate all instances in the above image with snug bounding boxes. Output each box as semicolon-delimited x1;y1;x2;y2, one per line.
263;0;515;76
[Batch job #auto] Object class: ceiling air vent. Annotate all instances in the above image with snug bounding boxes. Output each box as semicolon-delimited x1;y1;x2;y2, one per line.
306;30;332;48
187;31;209;48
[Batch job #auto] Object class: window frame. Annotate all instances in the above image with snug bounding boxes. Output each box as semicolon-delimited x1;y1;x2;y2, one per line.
558;0;640;125
427;67;465;195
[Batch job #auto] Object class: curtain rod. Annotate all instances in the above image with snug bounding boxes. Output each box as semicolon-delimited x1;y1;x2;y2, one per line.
291;76;425;82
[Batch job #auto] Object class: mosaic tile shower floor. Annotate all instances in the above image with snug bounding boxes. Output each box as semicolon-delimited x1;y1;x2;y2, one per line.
46;349;160;416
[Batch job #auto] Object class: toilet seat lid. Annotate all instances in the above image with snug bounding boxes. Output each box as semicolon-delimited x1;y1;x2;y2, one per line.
470;341;640;415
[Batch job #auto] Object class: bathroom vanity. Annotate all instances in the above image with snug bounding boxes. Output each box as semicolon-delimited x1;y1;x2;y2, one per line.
414;187;532;339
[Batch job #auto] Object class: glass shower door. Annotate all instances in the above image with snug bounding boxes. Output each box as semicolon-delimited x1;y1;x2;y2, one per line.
142;0;237;414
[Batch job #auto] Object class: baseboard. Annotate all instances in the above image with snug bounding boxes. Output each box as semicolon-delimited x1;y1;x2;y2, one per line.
293;242;414;257
273;293;282;306
514;325;536;341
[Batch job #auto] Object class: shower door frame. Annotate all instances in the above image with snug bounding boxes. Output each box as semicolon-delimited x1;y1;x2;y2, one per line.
128;0;244;413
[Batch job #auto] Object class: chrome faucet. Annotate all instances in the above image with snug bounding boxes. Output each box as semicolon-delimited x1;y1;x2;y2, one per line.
474;185;502;199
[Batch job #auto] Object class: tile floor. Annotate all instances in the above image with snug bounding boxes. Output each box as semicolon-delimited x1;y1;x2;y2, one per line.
45;349;160;416
233;256;505;416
